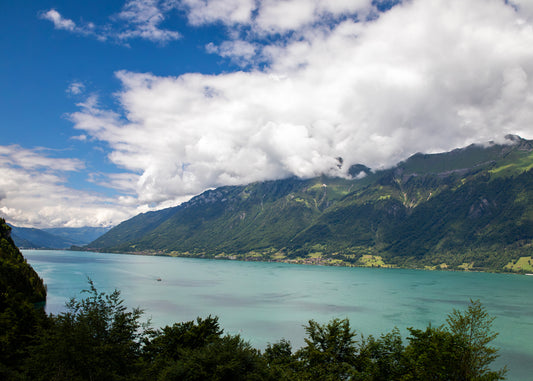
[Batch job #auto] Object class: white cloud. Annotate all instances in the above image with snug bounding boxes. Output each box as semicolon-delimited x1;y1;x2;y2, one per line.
116;0;181;43
253;0;374;34
0;146;136;228
40;1;181;44
68;0;533;214
182;0;255;25
510;0;533;20
40;9;77;31
67;81;86;95
39;0;378;46
70;134;88;141
26;0;533;227
0;145;84;171
205;40;258;66
182;0;376;32
254;0;319;33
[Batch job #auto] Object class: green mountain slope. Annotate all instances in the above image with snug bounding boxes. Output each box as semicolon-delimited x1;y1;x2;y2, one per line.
0;219;46;304
1;218;47;374
88;136;533;272
88;206;179;250
90;176;361;253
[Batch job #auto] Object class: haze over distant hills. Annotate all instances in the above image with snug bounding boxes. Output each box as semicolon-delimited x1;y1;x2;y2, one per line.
10;226;110;249
87;135;533;272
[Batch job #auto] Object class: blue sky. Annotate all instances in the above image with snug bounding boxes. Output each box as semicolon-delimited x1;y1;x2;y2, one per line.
1;0;533;228
1;0;226;159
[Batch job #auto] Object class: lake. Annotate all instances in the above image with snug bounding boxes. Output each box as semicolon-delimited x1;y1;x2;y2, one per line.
24;249;533;380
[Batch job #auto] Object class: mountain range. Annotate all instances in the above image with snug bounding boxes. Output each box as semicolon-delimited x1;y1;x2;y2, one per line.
10;226;110;249
87;135;533;272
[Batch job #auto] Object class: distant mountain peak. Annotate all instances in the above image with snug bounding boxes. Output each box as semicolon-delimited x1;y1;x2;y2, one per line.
505;133;524;142
348;164;372;178
504;134;533;150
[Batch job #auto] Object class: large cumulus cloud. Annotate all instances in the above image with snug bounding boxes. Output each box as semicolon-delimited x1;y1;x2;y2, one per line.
70;0;533;211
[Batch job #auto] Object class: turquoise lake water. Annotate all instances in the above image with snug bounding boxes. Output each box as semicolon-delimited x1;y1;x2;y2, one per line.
24;249;533;380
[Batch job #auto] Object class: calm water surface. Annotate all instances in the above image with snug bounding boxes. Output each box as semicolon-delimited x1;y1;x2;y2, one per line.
24;250;533;380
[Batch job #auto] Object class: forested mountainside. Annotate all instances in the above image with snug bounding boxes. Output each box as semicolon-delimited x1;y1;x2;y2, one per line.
0;218;47;375
88;135;533;272
0;219;46;305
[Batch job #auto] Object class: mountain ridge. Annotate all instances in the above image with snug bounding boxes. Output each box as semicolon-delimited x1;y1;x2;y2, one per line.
10;225;110;249
87;136;533;272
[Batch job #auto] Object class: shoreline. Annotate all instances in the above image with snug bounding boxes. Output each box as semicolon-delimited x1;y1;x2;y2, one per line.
24;247;529;275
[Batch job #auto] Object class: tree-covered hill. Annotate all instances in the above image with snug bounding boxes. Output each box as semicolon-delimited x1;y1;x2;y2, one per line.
87;136;533;272
0;219;46;306
0;218;47;377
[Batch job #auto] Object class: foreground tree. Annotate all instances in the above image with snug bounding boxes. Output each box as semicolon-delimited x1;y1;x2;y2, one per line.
1;223;508;380
403;324;465;380
25;280;146;381
156;334;271;381
296;318;360;380
264;339;298;381
5;276;506;380
446;299;507;380
142;315;272;380
268;301;506;381
403;300;506;380
358;328;405;380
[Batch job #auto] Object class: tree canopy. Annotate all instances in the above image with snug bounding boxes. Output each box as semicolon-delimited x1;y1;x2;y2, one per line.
0;223;508;380
2;280;508;381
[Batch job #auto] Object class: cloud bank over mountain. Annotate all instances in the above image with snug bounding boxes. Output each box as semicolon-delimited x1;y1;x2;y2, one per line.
71;0;533;208
3;0;533;228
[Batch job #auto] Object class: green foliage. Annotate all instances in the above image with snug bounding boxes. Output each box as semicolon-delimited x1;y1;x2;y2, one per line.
402;300;506;380
296;318;359;380
0;269;509;381
266;301;507;381
445;300;507;380
144;315;223;360
156;335;270;381
1;219;511;379
359;328;405;380
142;315;271;381
25;280;146;381
403;324;464;380
0;220;46;304
141;315;224;377
264;339;298;380
0;218;47;378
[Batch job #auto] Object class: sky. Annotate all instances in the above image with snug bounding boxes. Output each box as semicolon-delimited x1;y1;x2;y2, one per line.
1;0;533;229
